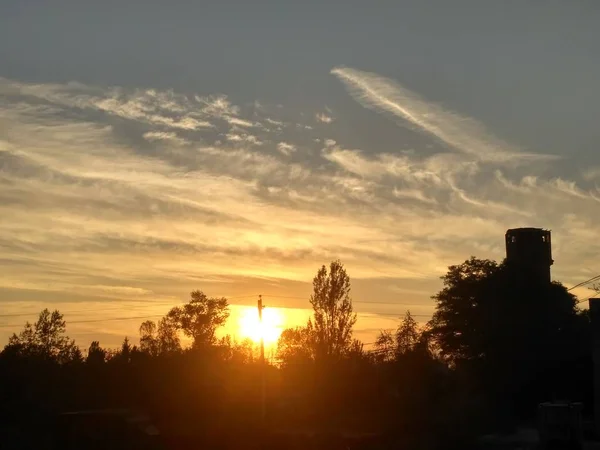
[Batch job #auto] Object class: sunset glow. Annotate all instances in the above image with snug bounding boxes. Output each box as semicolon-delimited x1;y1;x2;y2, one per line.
1;5;598;446
237;306;284;345
1;3;599;351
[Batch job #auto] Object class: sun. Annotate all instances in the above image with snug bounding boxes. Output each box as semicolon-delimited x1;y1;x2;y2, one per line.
238;306;283;345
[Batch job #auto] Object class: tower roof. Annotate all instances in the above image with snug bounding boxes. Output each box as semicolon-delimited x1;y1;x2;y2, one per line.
506;227;550;234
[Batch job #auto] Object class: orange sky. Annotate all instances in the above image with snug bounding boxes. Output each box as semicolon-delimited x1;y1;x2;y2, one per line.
2;66;599;351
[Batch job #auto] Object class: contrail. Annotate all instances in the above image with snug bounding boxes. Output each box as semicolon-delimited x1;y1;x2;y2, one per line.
331;66;557;163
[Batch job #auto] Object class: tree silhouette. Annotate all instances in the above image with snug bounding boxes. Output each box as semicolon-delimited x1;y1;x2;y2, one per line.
218;335;256;363
156;317;181;353
87;340;107;365
167;291;229;348
395;311;420;355
3;308;80;363
308;260;357;360
0;257;592;446
428;257;579;365
427;257;500;363
428;256;584;420
276;326;314;365
375;311;422;361
140;317;182;355
110;336;136;364
374;329;395;361
139;320;159;355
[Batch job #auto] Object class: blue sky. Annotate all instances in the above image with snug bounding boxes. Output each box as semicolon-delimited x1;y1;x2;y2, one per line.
1;0;599;348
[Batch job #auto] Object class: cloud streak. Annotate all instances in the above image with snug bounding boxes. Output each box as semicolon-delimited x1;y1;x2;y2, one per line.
330;67;558;163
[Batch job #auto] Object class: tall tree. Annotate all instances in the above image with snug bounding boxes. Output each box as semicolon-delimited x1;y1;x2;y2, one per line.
3;309;80;363
167;291;229;348
308;260;357;360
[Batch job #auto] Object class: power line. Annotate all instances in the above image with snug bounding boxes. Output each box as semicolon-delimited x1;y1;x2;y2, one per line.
0;301;179;319
358;312;431;318
0;314;164;329
568;274;600;292
0;293;433;331
0;294;429;320
354;300;431;306
253;294;430;308
0;294;276;320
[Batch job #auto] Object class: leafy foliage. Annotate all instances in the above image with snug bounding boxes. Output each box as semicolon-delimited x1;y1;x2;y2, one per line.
276;326;314;365
4;309;81;364
139;317;181;356
427;256;587;420
428;257;579;367
87;340;107;365
167;290;229;348
374;311;423;361
428;257;501;363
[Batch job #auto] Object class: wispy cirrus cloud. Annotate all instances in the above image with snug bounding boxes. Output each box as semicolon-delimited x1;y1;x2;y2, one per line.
330;67;558;164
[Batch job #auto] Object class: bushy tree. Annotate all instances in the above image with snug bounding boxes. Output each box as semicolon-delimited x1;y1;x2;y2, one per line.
3;309;81;364
428;257;500;363
428;256;584;419
109;337;139;364
428;257;579;366
276;326;314;365
374;311;423;361
395;311;421;355
156;317;181;353
167;291;229;348
139;320;159;355
87;340;107;365
374;329;395;362
217;335;256;363
139;317;181;356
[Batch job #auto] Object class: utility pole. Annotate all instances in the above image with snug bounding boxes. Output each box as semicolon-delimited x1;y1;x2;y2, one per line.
258;295;266;426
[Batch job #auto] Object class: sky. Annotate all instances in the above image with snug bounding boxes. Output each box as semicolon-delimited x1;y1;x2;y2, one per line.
1;0;600;349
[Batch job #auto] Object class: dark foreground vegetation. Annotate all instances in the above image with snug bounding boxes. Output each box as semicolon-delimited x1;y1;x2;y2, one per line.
0;259;594;449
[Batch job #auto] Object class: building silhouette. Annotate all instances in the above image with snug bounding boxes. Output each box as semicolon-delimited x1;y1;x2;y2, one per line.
505;228;553;283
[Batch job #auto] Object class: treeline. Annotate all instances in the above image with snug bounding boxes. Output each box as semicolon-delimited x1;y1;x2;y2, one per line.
0;259;594;449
